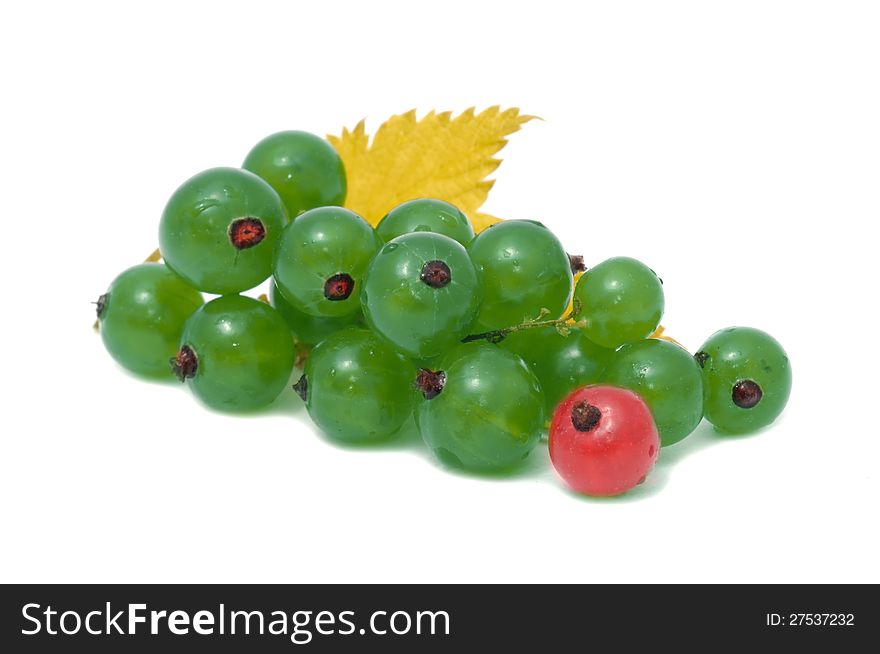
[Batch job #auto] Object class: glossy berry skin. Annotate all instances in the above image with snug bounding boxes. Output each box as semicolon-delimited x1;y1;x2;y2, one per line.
274;207;380;318
361;232;481;359
159;167;288;294
695;327;791;434
98;263;203;377
467;220;573;331
376;198;474;246
177;295;295;412
573;256;664;349
269;282;360;345
300;328;417;443
242;130;346;217
600;339;704;447
499;326;614;417
416;343;545;473
549;385;660;497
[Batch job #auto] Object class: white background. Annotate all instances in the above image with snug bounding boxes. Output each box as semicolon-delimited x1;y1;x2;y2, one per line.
1;0;878;583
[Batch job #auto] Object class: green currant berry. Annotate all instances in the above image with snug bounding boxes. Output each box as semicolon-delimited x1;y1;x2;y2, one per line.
174;295;295;412
295;327;417;443
242;130;346;217
361;232;481;359
376;198;474;246
695;327;791;434
467;220;573;332
499;326;614;417
159;167;288;294
574;256;664;349
269;282;361;345
97;263;203;377
415;343;545;473
274;207;380;318
600;338;704;446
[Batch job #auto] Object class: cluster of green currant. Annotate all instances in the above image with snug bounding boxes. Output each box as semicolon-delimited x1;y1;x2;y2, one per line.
96;129;792;497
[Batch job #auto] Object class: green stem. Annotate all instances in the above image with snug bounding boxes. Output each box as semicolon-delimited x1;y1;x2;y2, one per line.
462;299;585;344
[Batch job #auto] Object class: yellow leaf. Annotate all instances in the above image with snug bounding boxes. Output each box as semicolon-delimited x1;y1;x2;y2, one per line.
564;271;584;319
328;107;534;230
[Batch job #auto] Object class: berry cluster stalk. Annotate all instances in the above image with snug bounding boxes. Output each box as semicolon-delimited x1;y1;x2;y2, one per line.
462;299;587;344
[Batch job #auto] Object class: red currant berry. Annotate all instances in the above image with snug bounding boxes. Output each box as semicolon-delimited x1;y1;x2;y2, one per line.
549;385;660;497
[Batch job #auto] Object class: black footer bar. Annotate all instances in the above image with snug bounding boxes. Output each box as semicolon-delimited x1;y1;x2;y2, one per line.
1;584;875;651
